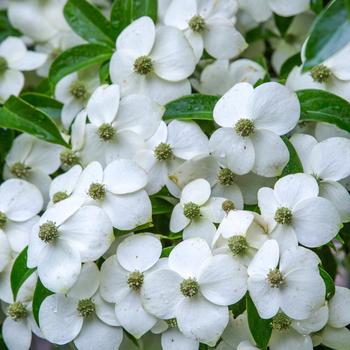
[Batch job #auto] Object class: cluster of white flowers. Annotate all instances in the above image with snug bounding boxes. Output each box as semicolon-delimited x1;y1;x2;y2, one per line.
0;0;350;350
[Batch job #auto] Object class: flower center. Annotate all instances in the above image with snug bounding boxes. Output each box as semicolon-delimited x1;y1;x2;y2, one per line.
127;271;144;291
274;207;293;225
217;168;236;186
88;183;106;201
77;298;96;318
234;118;255;137
166;318;178;328
285;34;296;44
311;64;332;83
39;221;59;243
228;235;249;256
222;199;235;213
271;312;292;331
154;143;173;161
188;15;206;33
0;211;7;229
0;56;7;75
180;278;199;297
60;150;80;168
134;56;153;75
10;162;30;179
267;268;284;288
69;81;88;100
7;302;28;321
97;123;116;142
183;202;201;220
52;191;69;204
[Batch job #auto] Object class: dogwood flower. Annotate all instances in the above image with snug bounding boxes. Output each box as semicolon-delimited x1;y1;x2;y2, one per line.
27;197;114;292
39;262;123;349
80;84;163;167
142;238;247;345
247;240;325;320
169;178;226;244
163;0;246;60
0;230;11;272
0;36;47;102
258;173;341;250
209;82;300;177
100;234;162;338
110;16;197;104
0;179;43;253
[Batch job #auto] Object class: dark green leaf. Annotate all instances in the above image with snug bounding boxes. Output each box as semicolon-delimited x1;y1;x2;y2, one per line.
0;325;8;350
0;128;14;160
32;278;54;326
49;44;112;86
303;0;350;70
246;293;272;349
164;94;219;121
10;247;36;300
64;0;116;46
281;137;304;176
0;10;20;42
274;14;293;36
280;53;302;79
33;78;54;96
311;0;325;13
319;266;336;300
151;196;173;215
99;60;111;84
297;89;350;132
315;245;337;279
0;96;69;147
229;294;246;318
246;25;278;43
161;246;174;257
111;0;157;34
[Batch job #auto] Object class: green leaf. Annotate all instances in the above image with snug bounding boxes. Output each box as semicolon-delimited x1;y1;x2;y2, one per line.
0;96;69;147
297;89;350;132
310;0;324;13
246;294;272;349
164;94;219;121
315;245;338;279
0;325;8;350
151;196;173;215
274;14;293;36
319;266;336;300
10;247;36;300
281;137;304;176
279;53;302;79
111;0;157;34
0;128;14;160
49;44;112;86
64;0;116;46
0;10;20;42
32;278;54;326
245;25;278;43
229;294;246;318
99;60;111;84
161;246;174;257
303;0;350;70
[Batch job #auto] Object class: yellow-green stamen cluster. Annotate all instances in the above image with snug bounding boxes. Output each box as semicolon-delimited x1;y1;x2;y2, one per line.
97;123;116;142
180;278;199;297
166;318;178;328
60;150;79;168
183;202;201;220
38;221;59;243
0;211;7;229
311;64;332;83
271;312;292;331
10;162;30;179
217;168;235;186
77;299;96;318
188;15;206;33
154;143;173;161
127;271;144;291
88;183;106;200
228;235;249;256
70;81;88;100
134;56;153;75
52;191;69;204
7;302;28;321
222;200;235;213
267;268;284;288
274;207;293;225
234;118;255;137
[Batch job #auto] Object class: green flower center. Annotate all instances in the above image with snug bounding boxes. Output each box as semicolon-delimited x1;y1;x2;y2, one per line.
97;123;116;142
183;202;201;220
228;235;249;256
222;200;235;213
88;183;106;201
10;162;30;179
274;207;293;225
127;271;144;291
0;56;7;75
271;312;292;331
69;81;88;100
154;143;173;161
267;268;284;288
311;64;332;83
234;118;255;137
52;191;69;204
217;168;236;186
60;150;80;167
38;221;59;243
0;211;7;229
77;298;96;318
166;318;178;328
134;56;153;75
180;278;199;297
188;15;206;33
7;302;28;321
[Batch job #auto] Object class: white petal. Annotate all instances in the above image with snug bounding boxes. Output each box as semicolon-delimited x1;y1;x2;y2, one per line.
94;292;120;326
328;286;350;328
0;231;11;272
10;51;47;71
322;326;350;350
185;29;204;61
5;133;33;166
212;183;244;210
268;0;310;16
239;0;272;22
71;109;87;151
49;165;82;199
183;218;217;245
170;203;190;233
61;98;84;130
180;178;211;206
0;37;26;64
161;328;199;350
257;187;279;231
292;305;329;335
269;328;313;350
218;210;255;238
163;0;196;29
200;197;225;223
3;317;32;350
0;69;24;101
74;161;103;196
55;73;78;103
324;43;350;80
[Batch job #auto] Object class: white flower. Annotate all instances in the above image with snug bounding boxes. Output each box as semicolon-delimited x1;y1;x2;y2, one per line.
135;120;209;195
258;173;342;250
169;178;226;244
191;59;265;96
110;16;196;105
27;197;114;292
39;263;123;349
4;134;63;201
0;230;11;272
0;36;47;102
81;84;163;167
142;238;247;346
0;179;43;253
247;240;325;320
209;82;300;177
163;0;246;60
100;234;162;338
290;134;350;222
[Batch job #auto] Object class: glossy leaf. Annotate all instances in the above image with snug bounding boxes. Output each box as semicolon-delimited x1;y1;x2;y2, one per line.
0;96;69;147
151;196;173;215
274;14;293;36
297;89;350;132
229;294;246;318
0;10;20;42
49;44;112;85
32;278;54;326
281;136;304;176
319;266;336;300
280;53;302;79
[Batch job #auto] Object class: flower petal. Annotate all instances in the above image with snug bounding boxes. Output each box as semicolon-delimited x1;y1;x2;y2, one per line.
3;317;32;350
180;178;211;206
